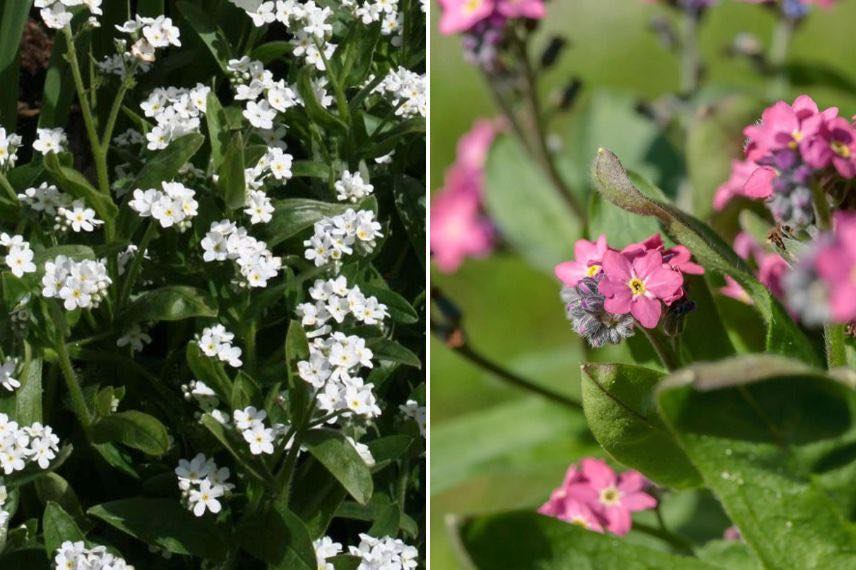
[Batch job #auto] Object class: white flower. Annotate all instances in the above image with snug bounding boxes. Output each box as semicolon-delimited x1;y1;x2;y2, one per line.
233;406;267;431
19;182;71;215
247;1;276;26
0;359;19;392
130;181;198;229
0;127;22;168
53;540;132;570
349;534;418;570
303;209;382;267
266;83;298;112
374;67;426;118
200;220;280;288
116;324;152;354
142;15;182;48
314;536;343;570
188;479;224;516
266;147;293;180
175;452;214;490
242;424;275;455
32;127;67;155
1;236;36;278
58;200;104;232
244;99;277;129
197;325;243;367
41;256;111;311
244;190;274;224
335;171;374;203
40;4;73;29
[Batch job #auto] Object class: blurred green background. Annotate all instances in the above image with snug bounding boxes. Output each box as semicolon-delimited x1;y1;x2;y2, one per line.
430;0;856;567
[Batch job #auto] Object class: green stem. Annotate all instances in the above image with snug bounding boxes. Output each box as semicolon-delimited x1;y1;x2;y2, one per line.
768;16;794;100
642;327;681;372
0;172;18;204
244;319;257;373
810;182;846;369
101;79;133;149
118;221;157;308
679;10;701;97
55;323;93;430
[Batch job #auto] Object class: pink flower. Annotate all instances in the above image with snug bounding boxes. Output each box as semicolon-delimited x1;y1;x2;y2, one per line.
714;160;758;211
802;117;856;178
721;275;752;304
598;250;684;328
577;459;657;536
430;172;494;273
538;465;605;532
743;166;777;200
743;96;831;161
455;118;502;175
437;0;495;35
496;0;546;20
554;235;609;287
814;212;856;322
724;526;742;541
720;232;789;303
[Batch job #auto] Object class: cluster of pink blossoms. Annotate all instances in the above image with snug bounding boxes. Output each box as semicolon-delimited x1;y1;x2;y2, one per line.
715;95;856;226
430;119;502;273
555;234;702;346
539;459;657;536
720;232;788;304
437;0;545;35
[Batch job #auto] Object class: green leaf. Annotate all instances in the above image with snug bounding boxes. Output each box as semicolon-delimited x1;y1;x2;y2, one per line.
302;428;374;505
38;28;74;128
657;355;856;569
88;498;228;559
593;149;820;366
237;501;316;569
121;286;218;325
285;320;311;426
291;160;332;179
131;133;205;190
200;414;271;484
231;371;259;410
393;175;426;267
176;2;235;73
0;0;32;130
296;66;348;133
289;458;348;537
581;363;701;488
588;191;660;248
368;338;421;368
91;410;170;456
458;511;718;569
696;540;760;569
42;501;85;559
359;284;419;324
43;154;118;222
250;41;292;64
92;442;139;479
0;357;42;424
34;244;96;265
35;474;90;532
219;132;246;210
264;198;371;247
484;136;581;273
205;91;229;169
186;343;233;403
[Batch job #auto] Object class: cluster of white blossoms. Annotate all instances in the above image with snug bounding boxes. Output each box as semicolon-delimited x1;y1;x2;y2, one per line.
54;541;133;570
234;406;289;456
1;234;36;279
238;146;293;225
304;209;383;267
0;414;61;475
55;200;104;233
226;57;302;131
200;220;282;288
115;14;182;64
32;127;67;156
129;181;199;230
0;358;19;392
175;453;234;517
0;127;22;169
36;0;102;30
0;481;8;530
197;325;243;368
373;67;427;119
41;255;111;311
349;534;419;570
140;84;209;150
96;51;151;77
116;324;152;354
345;0;403;37
335;171;375;204
314;536;343;570
18;182;71;215
400;400;426;438
298;332;381;418
114;128;146;148
239;1;336;70
297;276;388;337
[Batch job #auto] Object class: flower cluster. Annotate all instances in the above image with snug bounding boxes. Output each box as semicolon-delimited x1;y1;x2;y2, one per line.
129;181;199;230
55;200;104;233
739;0;838;20
715;96;856;226
53;541;133;570
0;414;61;475
783;212;856;325
140;84;209;150
430;119;499;273
18;182;70;216
182;380;221;415
32;127;67;155
41;255;111;311
298;332;382;418
115;14;182;64
720;232;787;305
1;233;36;278
314;536;343;570
37;0;102;30
400;399;426;437
437;0;545;35
233;406;288;456
196;325;243;368
200;220;282;288
0;127;22;169
335;171;375;203
296;276;389;336
303;209;383;267
349;534;419;570
225;56;302;134
175;453;234;517
373;67;427;119
346;0;403;36
539;459;657;536
555;234;702;345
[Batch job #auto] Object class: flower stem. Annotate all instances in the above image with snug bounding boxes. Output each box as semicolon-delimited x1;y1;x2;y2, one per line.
53;314;93;431
679;10;701;97
0;172;18;204
641;327;681;371
118;221;157;308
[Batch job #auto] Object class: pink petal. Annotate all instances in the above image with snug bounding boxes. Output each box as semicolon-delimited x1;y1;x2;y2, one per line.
601;250;632;282
603;286;633;315
580;458;616;490
621;491;658;512
616;470;647;493
554;261;583;287
604;507;633;536
644;267;684;299
631;296;662;329
631;251;664;280
743;167;776;199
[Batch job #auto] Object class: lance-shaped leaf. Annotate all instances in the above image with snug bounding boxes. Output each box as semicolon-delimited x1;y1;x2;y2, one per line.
303;428;374;505
43;502;85;560
0;0;32;130
593;149;819;366
89;498;228;559
457;511;718;569
0;357;42;424
91;410;170;456
657;355;856;569
176;2;234;73
264;197;377;247
44;154;118;222
120;286;218;325
581;363;701;488
186;343;233;403
219;132;246;210
237;499;316;569
131;133;205;190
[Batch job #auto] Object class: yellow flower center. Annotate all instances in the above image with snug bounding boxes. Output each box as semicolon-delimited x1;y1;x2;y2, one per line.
585;264;601;277
570;517;590;529
599;486;622;507
628;277;646;296
464;0;482;13
832;140;852;158
788;131;803;150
